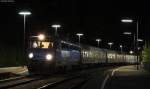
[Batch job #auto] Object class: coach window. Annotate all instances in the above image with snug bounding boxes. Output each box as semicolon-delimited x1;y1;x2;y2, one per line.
61;43;68;50
71;45;79;51
40;42;50;48
48;42;53;48
32;41;53;49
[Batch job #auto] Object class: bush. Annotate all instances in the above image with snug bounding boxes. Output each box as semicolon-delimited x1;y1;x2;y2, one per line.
142;46;150;62
142;41;150;70
0;44;25;67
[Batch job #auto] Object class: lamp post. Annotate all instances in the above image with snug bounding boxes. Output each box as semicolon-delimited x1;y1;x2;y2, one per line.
19;11;31;61
123;32;136;53
19;11;31;43
108;42;113;49
96;38;102;47
76;33;83;65
51;24;61;36
120;45;123;53
121;18;139;69
76;33;83;45
121;19;139;51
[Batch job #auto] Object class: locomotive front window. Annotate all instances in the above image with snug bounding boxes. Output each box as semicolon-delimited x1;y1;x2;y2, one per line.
32;41;53;49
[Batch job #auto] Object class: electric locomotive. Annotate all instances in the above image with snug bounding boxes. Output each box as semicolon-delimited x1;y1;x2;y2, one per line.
27;34;81;74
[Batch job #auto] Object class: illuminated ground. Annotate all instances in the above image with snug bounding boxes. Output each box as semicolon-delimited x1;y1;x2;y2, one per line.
105;65;150;89
0;66;28;75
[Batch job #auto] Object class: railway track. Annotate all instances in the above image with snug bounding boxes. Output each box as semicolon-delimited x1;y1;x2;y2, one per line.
38;66;121;89
0;72;84;89
0;75;43;89
38;75;88;89
38;67;113;89
0;67;116;89
0;75;26;83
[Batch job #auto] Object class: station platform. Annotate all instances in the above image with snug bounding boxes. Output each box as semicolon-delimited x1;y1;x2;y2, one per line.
104;65;150;89
0;66;28;75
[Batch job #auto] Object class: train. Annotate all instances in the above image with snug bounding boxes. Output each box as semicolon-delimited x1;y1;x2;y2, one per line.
27;34;137;74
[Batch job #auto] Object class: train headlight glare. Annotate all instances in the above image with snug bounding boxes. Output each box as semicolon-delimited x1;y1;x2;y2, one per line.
46;54;53;61
28;53;33;59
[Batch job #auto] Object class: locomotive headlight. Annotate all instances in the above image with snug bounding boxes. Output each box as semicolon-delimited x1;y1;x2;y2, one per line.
28;53;34;59
46;54;53;61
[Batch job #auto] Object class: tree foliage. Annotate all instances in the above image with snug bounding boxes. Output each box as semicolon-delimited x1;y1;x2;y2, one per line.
142;41;150;63
0;44;25;67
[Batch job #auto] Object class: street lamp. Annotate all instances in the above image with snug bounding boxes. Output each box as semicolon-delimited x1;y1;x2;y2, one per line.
108;42;113;49
76;33;83;45
51;24;61;36
121;18;139;69
19;11;31;43
121;19;139;52
19;11;31;60
96;38;102;47
123;32;136;53
19;11;31;38
120;45;123;53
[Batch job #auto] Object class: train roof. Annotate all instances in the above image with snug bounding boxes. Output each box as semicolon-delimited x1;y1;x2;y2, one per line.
61;40;80;48
59;40;135;56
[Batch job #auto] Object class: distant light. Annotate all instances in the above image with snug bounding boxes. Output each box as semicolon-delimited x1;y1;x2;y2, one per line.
108;42;113;45
137;39;143;42
129;50;134;54
52;24;61;28
121;19;133;23
96;39;102;42
120;45;123;48
76;33;83;36
123;32;132;35
38;34;45;41
19;11;31;15
138;47;141;50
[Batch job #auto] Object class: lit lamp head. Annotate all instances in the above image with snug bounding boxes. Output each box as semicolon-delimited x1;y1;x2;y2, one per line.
38;34;45;41
76;33;83;37
121;19;133;23
19;11;31;15
129;50;134;54
137;39;143;42
120;45;123;48
123;32;132;35
51;24;61;28
138;47;141;50
108;42;113;45
96;39;102;42
108;42;113;49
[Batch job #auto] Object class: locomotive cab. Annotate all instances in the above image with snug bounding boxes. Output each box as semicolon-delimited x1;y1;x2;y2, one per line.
27;34;57;74
27;34;81;74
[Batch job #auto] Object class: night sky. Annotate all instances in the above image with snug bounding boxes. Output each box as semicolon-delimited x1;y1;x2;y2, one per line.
0;0;149;51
